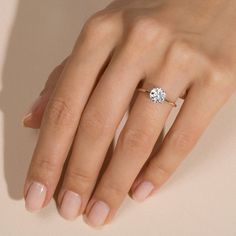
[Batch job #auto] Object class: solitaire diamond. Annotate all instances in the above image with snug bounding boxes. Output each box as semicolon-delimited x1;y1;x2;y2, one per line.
149;88;166;103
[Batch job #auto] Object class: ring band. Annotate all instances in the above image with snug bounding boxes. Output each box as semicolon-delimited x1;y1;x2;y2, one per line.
137;87;177;107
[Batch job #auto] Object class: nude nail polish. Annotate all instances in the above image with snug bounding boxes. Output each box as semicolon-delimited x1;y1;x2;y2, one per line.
22;96;43;125
25;182;47;212
86;201;110;227
132;181;154;202
59;191;81;221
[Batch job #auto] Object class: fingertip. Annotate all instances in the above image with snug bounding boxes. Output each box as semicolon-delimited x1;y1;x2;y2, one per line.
132;181;155;202
22;95;46;128
22;114;41;129
22;113;33;127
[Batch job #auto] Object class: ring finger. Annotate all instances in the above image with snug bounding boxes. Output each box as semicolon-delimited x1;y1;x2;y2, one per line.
131;76;230;200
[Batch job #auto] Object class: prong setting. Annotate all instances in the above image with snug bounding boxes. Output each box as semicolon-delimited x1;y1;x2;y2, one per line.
149;88;166;103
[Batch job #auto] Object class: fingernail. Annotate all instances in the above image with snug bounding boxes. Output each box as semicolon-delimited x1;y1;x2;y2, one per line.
22;96;43;125
25;182;47;212
132;181;154;202
22;113;33;126
86;201;110;227
59;191;81;221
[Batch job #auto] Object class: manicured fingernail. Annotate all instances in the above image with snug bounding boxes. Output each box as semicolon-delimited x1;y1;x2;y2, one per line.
59;191;81;221
22;113;33;125
132;181;154;202
86;201;110;227
25;182;47;212
23;96;43;125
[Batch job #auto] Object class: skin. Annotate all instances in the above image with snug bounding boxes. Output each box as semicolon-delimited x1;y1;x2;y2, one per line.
23;0;236;227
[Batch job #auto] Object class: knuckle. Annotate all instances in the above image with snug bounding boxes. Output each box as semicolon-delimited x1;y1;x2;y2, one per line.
128;17;168;43
168;40;197;68
82;11;117;38
118;128;151;153
79;109;112;139
206;65;236;94
46;98;76;127
101;181;125;199
32;157;59;174
168;130;196;153
66;168;93;185
132;16;158;32
203;74;223;89
149;162;171;181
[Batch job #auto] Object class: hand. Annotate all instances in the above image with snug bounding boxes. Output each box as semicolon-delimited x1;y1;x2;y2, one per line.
23;0;236;227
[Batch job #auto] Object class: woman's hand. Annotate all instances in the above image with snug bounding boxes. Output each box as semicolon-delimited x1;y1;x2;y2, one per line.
23;0;236;227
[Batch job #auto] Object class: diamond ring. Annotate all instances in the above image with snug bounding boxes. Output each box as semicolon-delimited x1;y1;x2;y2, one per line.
137;87;177;107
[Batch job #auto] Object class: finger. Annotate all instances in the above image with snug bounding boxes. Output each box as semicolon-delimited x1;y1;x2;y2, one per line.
23;59;67;129
24;15;119;212
127;128;164;198
131;77;230;201
83;68;187;227
58;47;143;220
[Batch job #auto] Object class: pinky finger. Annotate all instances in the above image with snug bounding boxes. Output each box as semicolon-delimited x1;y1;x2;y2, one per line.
131;80;230;202
23;59;67;128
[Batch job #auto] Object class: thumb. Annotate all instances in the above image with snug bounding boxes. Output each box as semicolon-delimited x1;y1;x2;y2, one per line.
23;58;67;129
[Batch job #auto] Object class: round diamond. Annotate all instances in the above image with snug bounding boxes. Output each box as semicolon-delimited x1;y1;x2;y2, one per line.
149;88;166;103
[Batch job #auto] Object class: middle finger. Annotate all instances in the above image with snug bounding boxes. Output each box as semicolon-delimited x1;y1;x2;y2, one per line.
58;46;144;220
